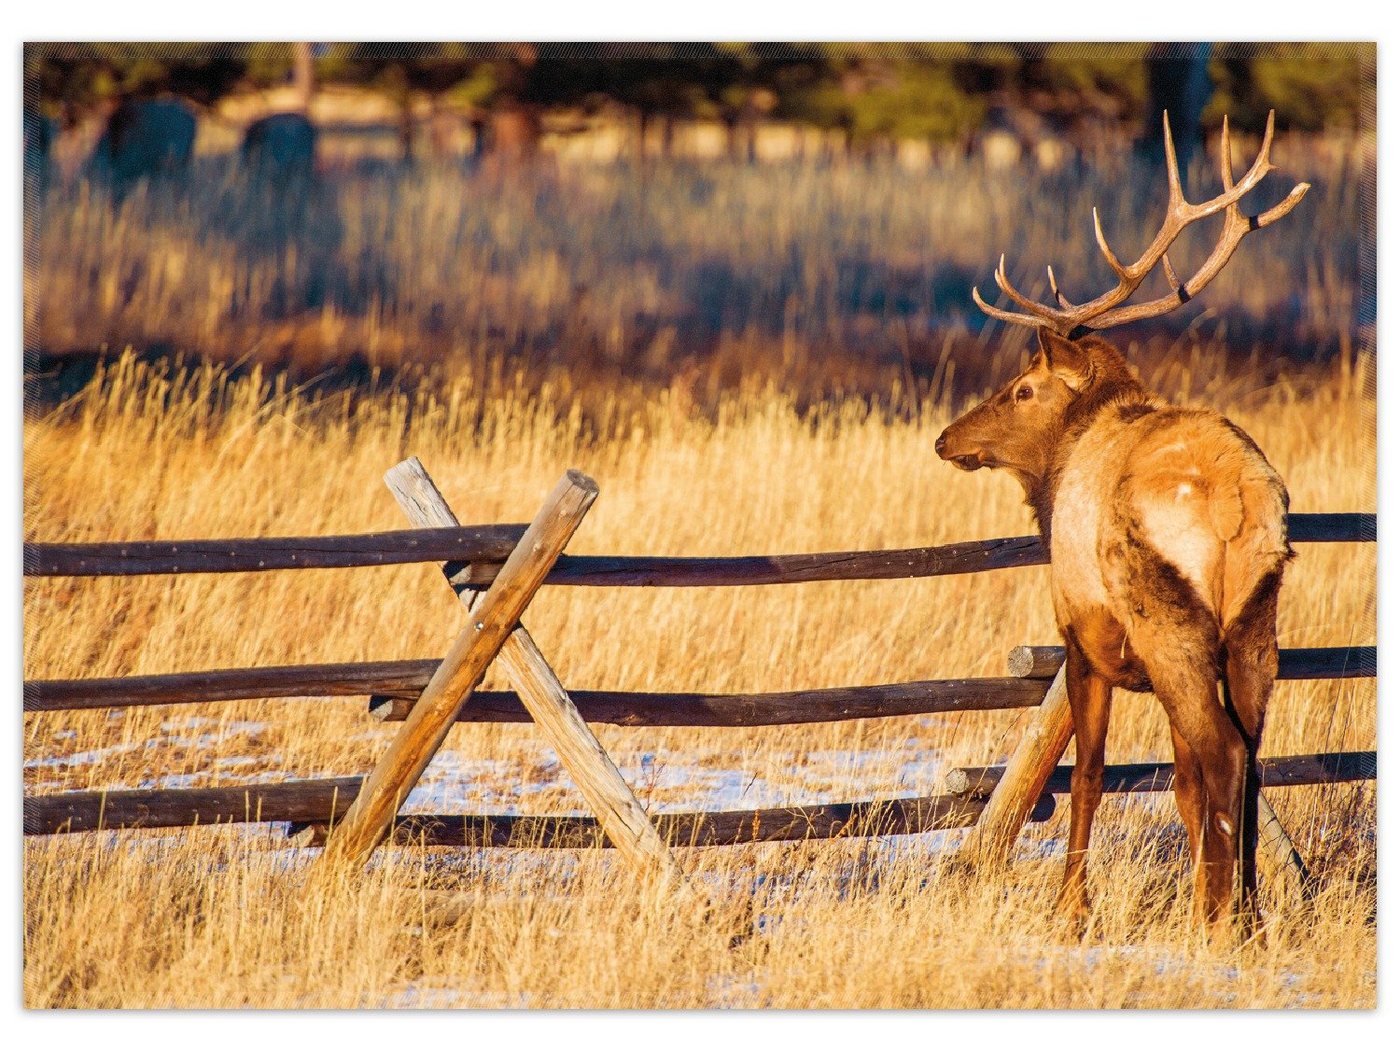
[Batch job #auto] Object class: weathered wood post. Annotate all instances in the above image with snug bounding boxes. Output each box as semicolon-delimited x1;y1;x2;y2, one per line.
957;663;1073;865
1255;790;1313;899
320;470;596;869
1006;645;1066;680
384;457;688;887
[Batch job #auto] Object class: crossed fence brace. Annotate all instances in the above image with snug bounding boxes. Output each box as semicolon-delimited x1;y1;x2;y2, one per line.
317;459;688;888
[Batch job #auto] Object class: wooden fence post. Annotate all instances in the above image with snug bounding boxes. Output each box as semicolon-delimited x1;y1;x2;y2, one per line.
320;470;596;869
957;663;1074;865
1256;791;1314;900
384;458;688;888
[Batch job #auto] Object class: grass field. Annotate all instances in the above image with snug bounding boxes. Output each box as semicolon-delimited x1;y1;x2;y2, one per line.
28;127;1374;410
22;345;1375;1008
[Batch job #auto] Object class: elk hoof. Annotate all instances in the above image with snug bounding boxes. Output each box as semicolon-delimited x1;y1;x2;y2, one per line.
1054;892;1092;939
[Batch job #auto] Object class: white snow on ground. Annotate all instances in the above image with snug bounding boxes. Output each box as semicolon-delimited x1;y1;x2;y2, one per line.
27;721;267;771
398;740;953;816
374;983;530;1009
25;716;272;791
25;740;146;770
1012;940;1254;1007
704;971;768;1009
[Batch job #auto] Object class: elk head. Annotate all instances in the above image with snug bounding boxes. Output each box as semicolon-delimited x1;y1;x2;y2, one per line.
935;327;1102;492
937;111;1309;494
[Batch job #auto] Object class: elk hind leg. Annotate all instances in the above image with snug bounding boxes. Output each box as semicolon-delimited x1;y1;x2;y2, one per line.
1169;725;1205;868
1117;542;1242;936
1056;638;1112;932
1150;658;1246;935
1222;566;1284;930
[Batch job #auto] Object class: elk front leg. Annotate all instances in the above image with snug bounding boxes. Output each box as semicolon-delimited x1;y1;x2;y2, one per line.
1056;640;1111;932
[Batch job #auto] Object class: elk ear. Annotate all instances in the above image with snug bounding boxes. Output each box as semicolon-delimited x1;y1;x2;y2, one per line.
1035;328;1093;391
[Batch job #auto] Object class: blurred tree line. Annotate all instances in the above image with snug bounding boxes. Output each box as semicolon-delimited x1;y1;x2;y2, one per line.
24;41;1374;160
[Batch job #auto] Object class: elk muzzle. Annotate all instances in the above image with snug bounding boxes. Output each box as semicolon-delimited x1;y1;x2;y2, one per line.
935;425;988;471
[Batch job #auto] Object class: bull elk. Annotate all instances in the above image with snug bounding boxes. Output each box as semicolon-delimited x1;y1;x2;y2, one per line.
936;113;1309;937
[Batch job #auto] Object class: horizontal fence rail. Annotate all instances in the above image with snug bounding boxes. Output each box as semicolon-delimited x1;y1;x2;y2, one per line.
285;792;1057;848
22;777;1056;845
24;778;366;834
22;525;527;577
25;645;1374;720
25;659;440;712
27;748;1372;844
25;667;1049;720
366;679;1053;726
1005;645;1376;683
23;512;1374;583
945;751;1377;798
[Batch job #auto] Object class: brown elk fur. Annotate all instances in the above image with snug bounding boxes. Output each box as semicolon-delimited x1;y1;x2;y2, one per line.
936;329;1291;937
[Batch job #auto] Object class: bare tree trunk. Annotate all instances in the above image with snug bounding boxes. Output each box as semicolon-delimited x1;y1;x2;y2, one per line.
427;96;457;160
468;115;487;163
292;42;315;113
1140;43;1213;174
491;103;541;161
660;115;675;160
398;99;415;163
399;110;414;163
725;114;758;164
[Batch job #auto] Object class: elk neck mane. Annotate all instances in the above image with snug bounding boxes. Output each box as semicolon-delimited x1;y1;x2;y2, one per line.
1026;336;1158;543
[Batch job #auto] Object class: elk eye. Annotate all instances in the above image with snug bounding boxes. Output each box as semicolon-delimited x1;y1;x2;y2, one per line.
1015;384;1033;402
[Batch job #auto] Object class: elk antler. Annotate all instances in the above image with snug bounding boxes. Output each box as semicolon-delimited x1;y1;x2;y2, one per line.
972;111;1311;335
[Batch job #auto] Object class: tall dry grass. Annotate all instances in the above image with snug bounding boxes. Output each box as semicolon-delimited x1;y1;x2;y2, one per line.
27;129;1374;409
23;351;1374;1008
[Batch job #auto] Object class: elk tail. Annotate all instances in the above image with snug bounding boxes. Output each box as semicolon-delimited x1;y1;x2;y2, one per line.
1208;485;1245;544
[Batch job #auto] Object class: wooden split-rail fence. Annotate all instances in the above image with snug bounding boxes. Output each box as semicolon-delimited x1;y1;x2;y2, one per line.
23;460;1376;891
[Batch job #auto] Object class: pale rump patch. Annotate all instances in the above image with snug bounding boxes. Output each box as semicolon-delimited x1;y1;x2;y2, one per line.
1048;405;1287;633
1117;411;1281;622
1135;494;1222;610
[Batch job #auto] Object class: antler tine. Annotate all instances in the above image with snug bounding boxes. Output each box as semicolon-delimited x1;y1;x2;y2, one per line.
1254;181;1312;228
993;254;1065;322
1195;109;1277;218
1160;253;1183;298
1219;114;1235;191
971;284;1055;329
1047;265;1075;309
1221;109;1305;230
1162;111;1185;210
1091;208;1128;277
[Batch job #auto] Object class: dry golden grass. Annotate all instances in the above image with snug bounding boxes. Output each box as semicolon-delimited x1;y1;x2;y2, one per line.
22;351;1374;1008
28;131;1373;407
